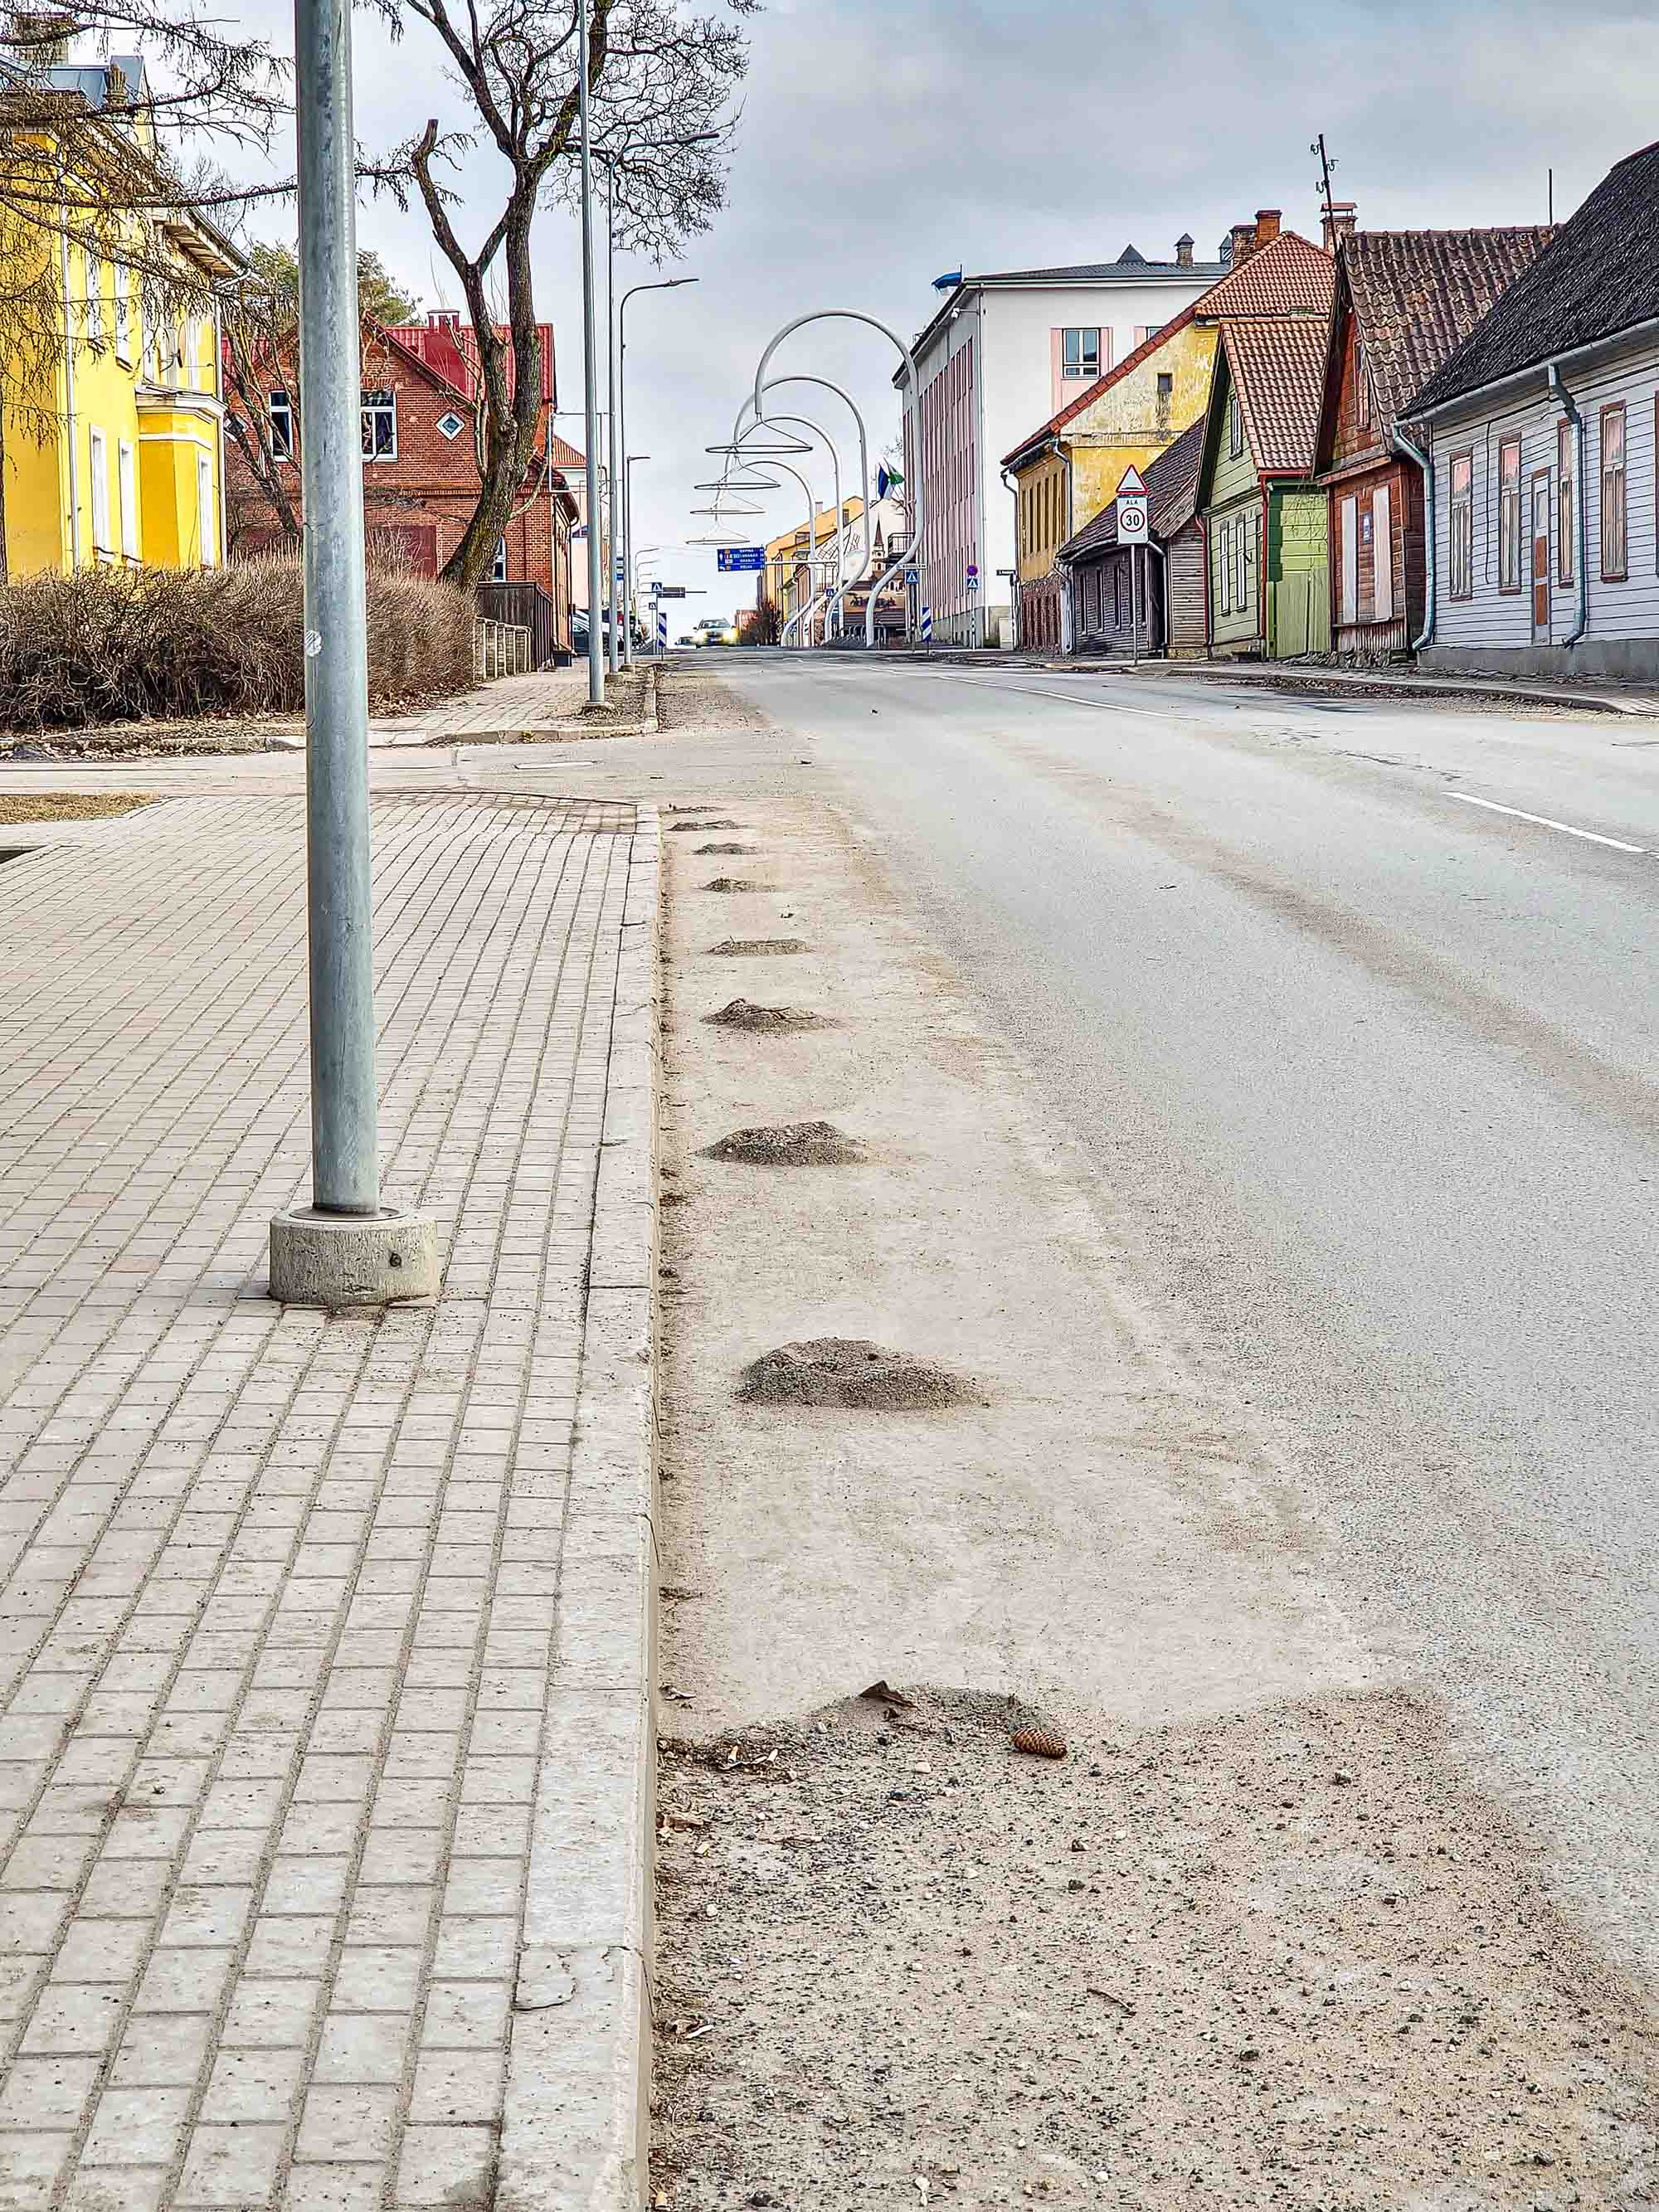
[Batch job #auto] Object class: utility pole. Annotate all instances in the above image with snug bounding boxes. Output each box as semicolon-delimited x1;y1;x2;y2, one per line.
577;0;605;705
1311;133;1337;226
269;0;437;1308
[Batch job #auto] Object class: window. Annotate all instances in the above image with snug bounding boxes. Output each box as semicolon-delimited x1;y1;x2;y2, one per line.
1228;390;1243;459
197;451;216;566
113;261;131;361
1217;518;1231;614
1234;513;1248;610
437;411;464;440
270;390;294;461
89;426;109;551
362;388;397;459
118;439;136;558
490;537;508;582
1355;344;1370;430
1600;403;1627;580
1497;437;1522;592
85;248;104;345
1448;451;1473;600
1062;327;1100;380
1558;418;1574;586
1155;372;1172;402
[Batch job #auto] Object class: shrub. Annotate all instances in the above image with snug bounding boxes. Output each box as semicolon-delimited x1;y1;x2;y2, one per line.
0;555;476;730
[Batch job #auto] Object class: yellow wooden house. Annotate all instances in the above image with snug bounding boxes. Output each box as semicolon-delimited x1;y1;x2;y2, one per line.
0;53;244;580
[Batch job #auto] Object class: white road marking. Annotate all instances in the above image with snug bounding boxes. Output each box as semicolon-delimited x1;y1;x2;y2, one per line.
1451;792;1647;854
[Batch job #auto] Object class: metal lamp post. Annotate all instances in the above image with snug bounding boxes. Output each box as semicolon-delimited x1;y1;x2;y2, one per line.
618;276;697;669
576;0;604;705
623;455;649;656
268;0;438;1306
732;375;872;640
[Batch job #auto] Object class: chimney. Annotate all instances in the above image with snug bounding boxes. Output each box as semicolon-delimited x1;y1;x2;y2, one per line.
1175;232;1194;267
1254;208;1282;247
1228;221;1257;267
1321;200;1357;255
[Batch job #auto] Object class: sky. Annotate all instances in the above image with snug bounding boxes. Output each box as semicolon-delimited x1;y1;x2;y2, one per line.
231;0;1659;619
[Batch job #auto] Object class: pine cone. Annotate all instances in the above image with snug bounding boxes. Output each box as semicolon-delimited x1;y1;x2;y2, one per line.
1010;1726;1068;1760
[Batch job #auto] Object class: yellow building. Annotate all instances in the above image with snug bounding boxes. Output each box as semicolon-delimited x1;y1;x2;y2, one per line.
1001;304;1221;650
0;53;244;580
758;499;863;638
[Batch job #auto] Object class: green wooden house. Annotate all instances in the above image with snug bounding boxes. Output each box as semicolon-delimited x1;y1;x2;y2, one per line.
1196;314;1333;658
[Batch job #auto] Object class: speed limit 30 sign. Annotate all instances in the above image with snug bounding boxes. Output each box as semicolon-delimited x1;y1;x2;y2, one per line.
1116;462;1149;541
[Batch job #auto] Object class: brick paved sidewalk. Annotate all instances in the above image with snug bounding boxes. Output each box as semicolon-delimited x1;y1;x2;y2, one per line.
371;668;657;746
0;789;658;2210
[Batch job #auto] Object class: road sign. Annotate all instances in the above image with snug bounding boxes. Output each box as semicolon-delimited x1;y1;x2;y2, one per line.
920;604;932;643
904;567;918;587
966;563;979;579
717;547;765;572
1116;464;1150;543
655;584;687;599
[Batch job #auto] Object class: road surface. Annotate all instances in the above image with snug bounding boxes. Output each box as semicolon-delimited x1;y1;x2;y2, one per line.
681;654;1659;1974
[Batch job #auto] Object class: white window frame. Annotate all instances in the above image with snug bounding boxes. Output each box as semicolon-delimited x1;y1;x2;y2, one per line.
197;450;216;567
1372;484;1394;622
1217;518;1231;615
1234;513;1248;610
361;388;397;460
1061;326;1101;381
113;260;131;362
1228;391;1243;459
1448;452;1474;600
85;246;104;345
88;425;110;552
118;437;137;558
490;537;508;582
270;388;294;461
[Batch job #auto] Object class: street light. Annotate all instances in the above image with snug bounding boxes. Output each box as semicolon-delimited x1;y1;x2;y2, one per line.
269;0;438;1306
576;0;604;704
617;277;697;668
730;374;873;643
623;453;649;654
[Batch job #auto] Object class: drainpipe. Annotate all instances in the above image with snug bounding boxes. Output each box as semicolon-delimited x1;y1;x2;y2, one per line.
1546;361;1588;648
1000;464;1020;649
60;171;81;569
1390;425;1435;651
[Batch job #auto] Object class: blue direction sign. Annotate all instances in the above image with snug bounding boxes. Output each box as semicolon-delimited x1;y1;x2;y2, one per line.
717;547;766;572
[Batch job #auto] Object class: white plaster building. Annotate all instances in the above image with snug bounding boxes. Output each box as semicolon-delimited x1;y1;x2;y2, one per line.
898;236;1228;647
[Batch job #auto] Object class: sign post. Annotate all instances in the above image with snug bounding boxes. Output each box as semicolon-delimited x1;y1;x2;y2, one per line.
1116;465;1150;668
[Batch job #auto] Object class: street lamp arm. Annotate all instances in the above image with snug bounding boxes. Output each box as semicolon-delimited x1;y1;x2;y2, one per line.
732;372;873;636
748;309;924;649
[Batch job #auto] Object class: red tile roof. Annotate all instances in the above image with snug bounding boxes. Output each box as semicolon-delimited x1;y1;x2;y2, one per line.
1001;231;1332;469
547;432;586;473
1223;316;1331;474
1195;230;1332;319
385;315;556;407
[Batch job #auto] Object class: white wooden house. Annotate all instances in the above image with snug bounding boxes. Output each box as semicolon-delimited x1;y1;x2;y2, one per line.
1408;142;1659;681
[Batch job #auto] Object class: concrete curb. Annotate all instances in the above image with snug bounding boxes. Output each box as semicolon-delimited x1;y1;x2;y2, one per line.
498;804;660;2212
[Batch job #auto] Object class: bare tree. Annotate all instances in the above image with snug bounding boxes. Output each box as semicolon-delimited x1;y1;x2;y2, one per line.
374;0;753;591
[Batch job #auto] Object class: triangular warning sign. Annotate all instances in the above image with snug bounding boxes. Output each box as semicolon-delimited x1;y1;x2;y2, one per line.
1117;465;1148;497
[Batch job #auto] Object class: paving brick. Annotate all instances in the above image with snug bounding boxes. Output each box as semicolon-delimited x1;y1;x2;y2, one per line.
0;792;652;2209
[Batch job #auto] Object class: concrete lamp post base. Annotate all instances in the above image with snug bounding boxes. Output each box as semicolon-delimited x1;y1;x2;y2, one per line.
269;1207;442;1308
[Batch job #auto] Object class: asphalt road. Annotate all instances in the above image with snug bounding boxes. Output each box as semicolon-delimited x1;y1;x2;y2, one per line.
698;654;1659;1975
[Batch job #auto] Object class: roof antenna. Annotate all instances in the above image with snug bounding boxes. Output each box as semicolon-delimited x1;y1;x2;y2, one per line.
1311;133;1337;226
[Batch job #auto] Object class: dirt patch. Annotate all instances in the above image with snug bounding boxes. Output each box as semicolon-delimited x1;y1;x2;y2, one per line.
0;790;158;824
657;664;776;735
701;878;773;894
735;1337;983;1410
707;938;807;958
671;819;742;832
703;1122;865;1168
695;843;758;856
651;1686;1659;2210
702;999;833;1033
0;724;285;760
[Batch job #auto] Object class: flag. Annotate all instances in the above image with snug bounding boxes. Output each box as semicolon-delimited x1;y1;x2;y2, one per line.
877;464;904;499
932;270;963;292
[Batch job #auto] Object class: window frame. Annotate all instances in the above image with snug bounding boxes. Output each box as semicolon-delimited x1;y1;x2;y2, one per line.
88;425;110;552
117;437;137;558
85;246;104;346
1228;391;1243;459
197;450;216;568
1355;343;1370;430
112;260;131;362
1558;417;1574;586
490;537;508;583
270;389;294;463
1447;450;1474;601
361;387;397;462
1060;326;1101;381
1235;511;1249;611
1496;435;1523;594
1600;402;1627;581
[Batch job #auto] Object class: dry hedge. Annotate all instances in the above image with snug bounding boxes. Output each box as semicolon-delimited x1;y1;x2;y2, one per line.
0;556;476;730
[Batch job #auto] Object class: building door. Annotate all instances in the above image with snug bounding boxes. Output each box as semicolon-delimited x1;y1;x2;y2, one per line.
197;452;216;568
1531;473;1551;640
1340;495;1357;625
1372;484;1394;622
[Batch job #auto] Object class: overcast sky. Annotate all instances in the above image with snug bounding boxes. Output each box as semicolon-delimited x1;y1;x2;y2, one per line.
239;0;1659;615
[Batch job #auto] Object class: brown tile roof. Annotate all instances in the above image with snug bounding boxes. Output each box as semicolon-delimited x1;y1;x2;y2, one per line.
1340;227;1554;426
1195;231;1333;319
1058;418;1208;561
1408;144;1659;413
1224;317;1330;474
1001;231;1333;469
547;432;586;471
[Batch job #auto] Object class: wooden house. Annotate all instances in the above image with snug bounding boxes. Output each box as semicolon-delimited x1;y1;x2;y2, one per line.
1313;220;1553;659
1057;418;1207;655
1407;142;1659;681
